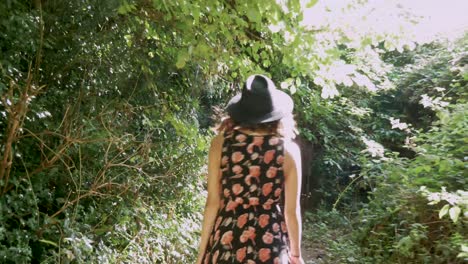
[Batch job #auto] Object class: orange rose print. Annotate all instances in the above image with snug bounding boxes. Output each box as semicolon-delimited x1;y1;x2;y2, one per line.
266;166;278;178
247;166;261;184
237;213;248;228
232;151;245;163
272;223;280;233
245;175;253;186
253;136;264;146
258;214;270;228
236;247;247;262
263;199;274;210
226;200;238;212
262;182;273;196
221;231;233;247
263;149;276;164
232;183;244;195
240;233;248;243
249;166;261;177
258;248;271;262
240;226;256;243
249;197;259;206
212;250;219;263
248;226;257;241
221;155;229;166
262;232;274;244
232;165;243;175
247;136;264;153
276;154;284;164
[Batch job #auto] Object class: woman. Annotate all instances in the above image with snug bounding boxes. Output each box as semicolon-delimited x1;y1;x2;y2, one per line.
196;74;304;264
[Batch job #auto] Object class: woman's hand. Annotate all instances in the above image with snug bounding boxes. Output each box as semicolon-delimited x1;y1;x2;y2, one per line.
289;255;305;264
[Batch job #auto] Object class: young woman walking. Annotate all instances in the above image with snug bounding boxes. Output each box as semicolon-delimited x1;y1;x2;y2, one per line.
196;74;304;264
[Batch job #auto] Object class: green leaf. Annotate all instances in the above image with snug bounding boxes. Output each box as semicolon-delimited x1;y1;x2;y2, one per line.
192;8;200;23
463;72;468;81
449;206;461;223
438;159;451;172
124;34;133;47
287;0;301;13
458;245;468;260
461;244;468;252
194;42;210;57
439;204;449;219
423;165;431;172
39;239;58;247
246;9;261;23
290;85;297;94
117;0;136;14
306;0;319;8
176;50;189;69
295;78;302;86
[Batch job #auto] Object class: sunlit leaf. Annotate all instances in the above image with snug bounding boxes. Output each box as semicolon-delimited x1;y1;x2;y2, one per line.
449;206;461;223
176;50;189;69
439;204;450;219
306;0;319;8
39;239;59;247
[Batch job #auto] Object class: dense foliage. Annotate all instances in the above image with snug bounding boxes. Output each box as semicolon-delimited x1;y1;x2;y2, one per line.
1;0;209;262
303;36;468;263
355;103;467;263
0;0;466;263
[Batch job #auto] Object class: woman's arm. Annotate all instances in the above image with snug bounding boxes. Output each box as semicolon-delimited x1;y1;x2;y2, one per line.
195;134;223;264
284;140;304;264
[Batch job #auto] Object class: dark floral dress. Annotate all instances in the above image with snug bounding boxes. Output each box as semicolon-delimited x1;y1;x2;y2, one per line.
201;129;290;264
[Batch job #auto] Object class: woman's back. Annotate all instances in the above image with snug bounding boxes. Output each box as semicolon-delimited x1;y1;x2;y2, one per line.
202;129;289;263
220;129;286;211
197;74;303;264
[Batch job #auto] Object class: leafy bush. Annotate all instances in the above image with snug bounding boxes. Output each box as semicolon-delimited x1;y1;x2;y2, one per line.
354;103;468;263
1;1;210;262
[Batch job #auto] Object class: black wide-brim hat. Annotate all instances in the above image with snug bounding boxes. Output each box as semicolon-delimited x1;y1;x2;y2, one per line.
226;74;293;125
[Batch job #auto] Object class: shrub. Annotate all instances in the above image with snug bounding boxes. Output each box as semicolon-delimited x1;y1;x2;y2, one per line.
354;103;468;263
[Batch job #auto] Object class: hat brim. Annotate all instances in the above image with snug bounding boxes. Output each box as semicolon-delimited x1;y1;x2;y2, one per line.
226;89;293;125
